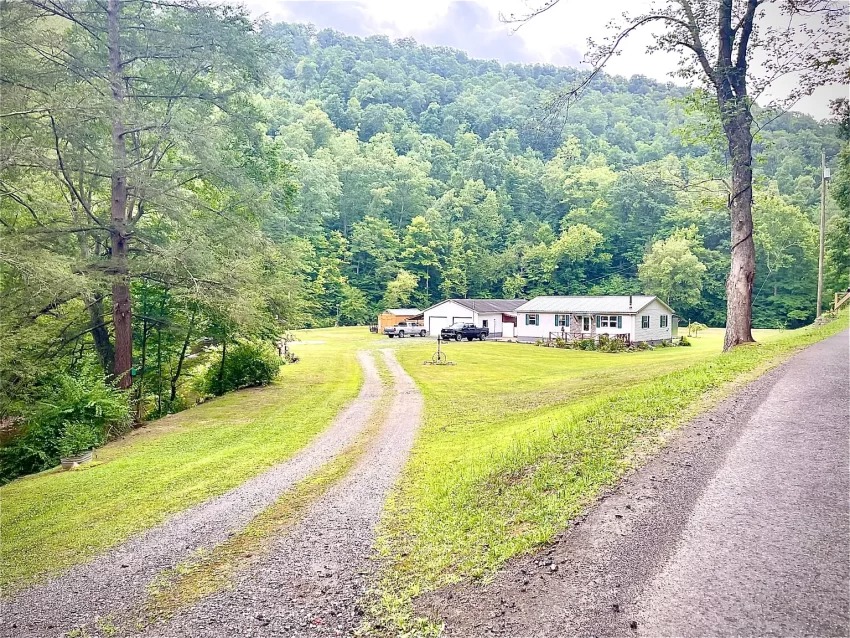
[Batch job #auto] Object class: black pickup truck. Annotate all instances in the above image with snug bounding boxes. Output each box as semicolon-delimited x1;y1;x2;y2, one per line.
440;322;489;341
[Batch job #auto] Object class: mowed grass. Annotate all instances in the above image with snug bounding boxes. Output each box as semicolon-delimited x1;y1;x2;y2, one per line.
0;327;380;591
371;318;849;633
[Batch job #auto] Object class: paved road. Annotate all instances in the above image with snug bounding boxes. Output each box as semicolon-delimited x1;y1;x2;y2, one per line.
427;330;850;637
636;331;850;637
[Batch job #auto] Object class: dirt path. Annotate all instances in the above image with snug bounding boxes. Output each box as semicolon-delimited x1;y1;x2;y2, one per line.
3;351;383;638
420;331;849;637
139;348;424;637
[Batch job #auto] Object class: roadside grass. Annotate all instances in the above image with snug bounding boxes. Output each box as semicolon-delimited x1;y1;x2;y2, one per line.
144;351;393;622
368;316;849;635
0;327;379;591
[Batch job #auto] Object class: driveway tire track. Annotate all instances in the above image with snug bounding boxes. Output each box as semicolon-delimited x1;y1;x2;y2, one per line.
4;351;383;638
141;348;424;637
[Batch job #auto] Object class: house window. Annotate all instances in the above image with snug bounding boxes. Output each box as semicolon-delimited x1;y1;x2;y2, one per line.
597;315;622;329
554;314;569;327
525;313;539;326
482;319;489;328
660;315;668;328
641;315;650;329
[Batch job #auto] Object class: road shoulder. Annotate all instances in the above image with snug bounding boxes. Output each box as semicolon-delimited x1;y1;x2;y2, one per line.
418;331;849;637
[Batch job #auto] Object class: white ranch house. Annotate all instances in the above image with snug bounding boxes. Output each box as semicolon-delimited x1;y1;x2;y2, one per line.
515;296;677;344
422;299;527;338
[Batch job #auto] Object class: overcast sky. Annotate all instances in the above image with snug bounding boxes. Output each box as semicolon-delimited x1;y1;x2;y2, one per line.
240;0;846;120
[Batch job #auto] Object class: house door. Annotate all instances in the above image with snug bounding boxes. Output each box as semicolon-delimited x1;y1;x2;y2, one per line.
582;315;591;332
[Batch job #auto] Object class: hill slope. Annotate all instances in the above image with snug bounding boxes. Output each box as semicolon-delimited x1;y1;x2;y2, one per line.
262;23;843;328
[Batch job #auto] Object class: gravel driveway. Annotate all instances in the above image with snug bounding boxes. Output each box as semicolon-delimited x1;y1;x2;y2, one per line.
3;351;383;638
139;348;424;637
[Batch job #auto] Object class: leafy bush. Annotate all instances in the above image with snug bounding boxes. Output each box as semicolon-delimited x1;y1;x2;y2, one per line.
635;341;651;351
598;334;627;353
0;373;131;483
553;337;567;349
56;422;101;458
202;340;281;396
679;336;692;346
576;339;597;351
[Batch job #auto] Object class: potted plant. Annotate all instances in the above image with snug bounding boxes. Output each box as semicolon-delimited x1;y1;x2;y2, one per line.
58;422;99;469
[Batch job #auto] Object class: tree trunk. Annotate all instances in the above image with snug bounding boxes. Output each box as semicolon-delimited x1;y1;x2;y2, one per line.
170;308;196;402
107;0;132;388
88;294;115;374
217;339;227;394
723;110;756;350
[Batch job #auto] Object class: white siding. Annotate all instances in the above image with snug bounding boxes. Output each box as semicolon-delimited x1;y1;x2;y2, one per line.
517;312;637;341
424;301;472;335
478;311;503;336
634;299;673;342
596;314;635;340
516;312;559;339
425;301;499;336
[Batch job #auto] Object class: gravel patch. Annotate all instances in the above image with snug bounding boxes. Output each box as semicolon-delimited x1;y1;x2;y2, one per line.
140;348;424;637
419;331;849;637
3;351;383;638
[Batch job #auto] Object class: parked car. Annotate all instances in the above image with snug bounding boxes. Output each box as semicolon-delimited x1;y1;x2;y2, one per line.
384;322;427;338
440;322;489;341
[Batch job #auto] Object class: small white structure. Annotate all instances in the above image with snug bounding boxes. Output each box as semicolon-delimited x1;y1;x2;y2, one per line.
422;299;526;338
515;295;676;344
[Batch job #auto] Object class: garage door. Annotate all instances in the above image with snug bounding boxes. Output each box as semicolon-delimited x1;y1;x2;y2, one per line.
452;316;473;323
428;316;450;335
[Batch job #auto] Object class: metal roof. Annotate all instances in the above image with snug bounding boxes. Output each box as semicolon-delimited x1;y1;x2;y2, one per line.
382;308;421;315
516;296;673;314
424;298;527;313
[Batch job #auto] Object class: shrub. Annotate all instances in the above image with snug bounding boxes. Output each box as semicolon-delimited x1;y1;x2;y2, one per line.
598;334;626;353
635;341;651;351
57;421;102;458
202;340;281;396
679;336;692;346
553;337;567;349
576;338;596;351
0;373;131;483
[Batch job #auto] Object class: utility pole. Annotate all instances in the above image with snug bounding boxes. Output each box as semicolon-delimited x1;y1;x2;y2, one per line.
816;152;830;317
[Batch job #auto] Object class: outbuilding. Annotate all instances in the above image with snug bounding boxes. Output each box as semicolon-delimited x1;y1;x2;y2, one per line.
515;295;676;344
377;308;422;332
422;299;527;338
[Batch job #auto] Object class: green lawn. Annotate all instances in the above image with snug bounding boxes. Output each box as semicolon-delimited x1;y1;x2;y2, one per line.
0;327;380;591
369;318;849;634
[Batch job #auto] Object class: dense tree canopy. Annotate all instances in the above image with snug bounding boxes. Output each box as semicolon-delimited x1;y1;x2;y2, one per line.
263;22;842;330
1;11;845;478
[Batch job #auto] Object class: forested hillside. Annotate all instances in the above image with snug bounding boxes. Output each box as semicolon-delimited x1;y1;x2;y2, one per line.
264;23;845;329
2;4;847;479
